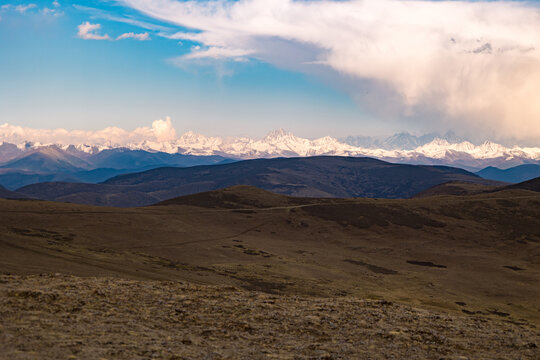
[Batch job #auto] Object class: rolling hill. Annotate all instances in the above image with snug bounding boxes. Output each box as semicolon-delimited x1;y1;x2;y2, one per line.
2;185;540;358
2;185;540;325
412;181;500;198
16;156;497;206
0;146;91;173
504;176;540;192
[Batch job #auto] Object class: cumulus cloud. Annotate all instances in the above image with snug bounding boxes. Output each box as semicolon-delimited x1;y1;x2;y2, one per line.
116;32;150;40
150;117;177;142
77;22;110;40
119;0;540;143
0;117;178;147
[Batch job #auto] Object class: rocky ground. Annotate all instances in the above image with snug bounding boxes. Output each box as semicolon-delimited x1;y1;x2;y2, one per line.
1;274;538;359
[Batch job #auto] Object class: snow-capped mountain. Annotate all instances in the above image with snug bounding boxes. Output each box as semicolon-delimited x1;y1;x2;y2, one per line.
340;131;464;150
1;129;540;171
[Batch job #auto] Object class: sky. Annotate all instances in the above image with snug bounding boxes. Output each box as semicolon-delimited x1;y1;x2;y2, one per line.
1;0;540;145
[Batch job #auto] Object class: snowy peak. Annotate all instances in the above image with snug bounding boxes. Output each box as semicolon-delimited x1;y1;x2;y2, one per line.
1;129;539;170
262;128;294;142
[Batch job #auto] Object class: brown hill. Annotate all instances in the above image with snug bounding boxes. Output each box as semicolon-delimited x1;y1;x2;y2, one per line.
156;185;316;209
413;181;500;198
504;176;540;192
2;186;540;358
416;176;540;198
1;186;539;327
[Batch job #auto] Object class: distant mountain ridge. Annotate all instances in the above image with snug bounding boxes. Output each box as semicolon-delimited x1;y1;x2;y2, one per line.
339;131;464;150
2;129;539;173
0;146;232;190
476;164;540;183
17;156;498;207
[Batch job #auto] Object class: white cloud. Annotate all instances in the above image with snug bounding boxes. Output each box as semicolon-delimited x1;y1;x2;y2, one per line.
182;46;252;60
0;117;178;147
73;4;172;32
52;1;60;7
150;117;177;141
77;22;151;42
1;3;61;17
42;7;63;17
120;0;540;143
116;32;150;41
15;4;36;13
77;21;110;40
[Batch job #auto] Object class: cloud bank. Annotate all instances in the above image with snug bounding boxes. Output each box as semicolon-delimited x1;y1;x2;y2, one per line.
119;0;540;143
0;117;177;147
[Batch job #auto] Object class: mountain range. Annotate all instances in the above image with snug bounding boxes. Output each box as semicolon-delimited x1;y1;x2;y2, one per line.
0;146;232;190
14;156;500;207
1;129;539;191
2;129;539;170
339;130;465;150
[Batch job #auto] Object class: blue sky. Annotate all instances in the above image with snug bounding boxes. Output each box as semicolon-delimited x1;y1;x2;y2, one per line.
0;0;370;138
1;0;540;143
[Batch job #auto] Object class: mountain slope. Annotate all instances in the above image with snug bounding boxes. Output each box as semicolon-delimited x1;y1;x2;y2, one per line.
412;181;500;198
503;176;540;192
0;168;146;191
0;146;91;173
18;156;496;207
17;182;161;207
0;142;23;163
0;147;234;190
157;185;316;209
477;164;540;183
1;186;540;331
87;148;231;170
